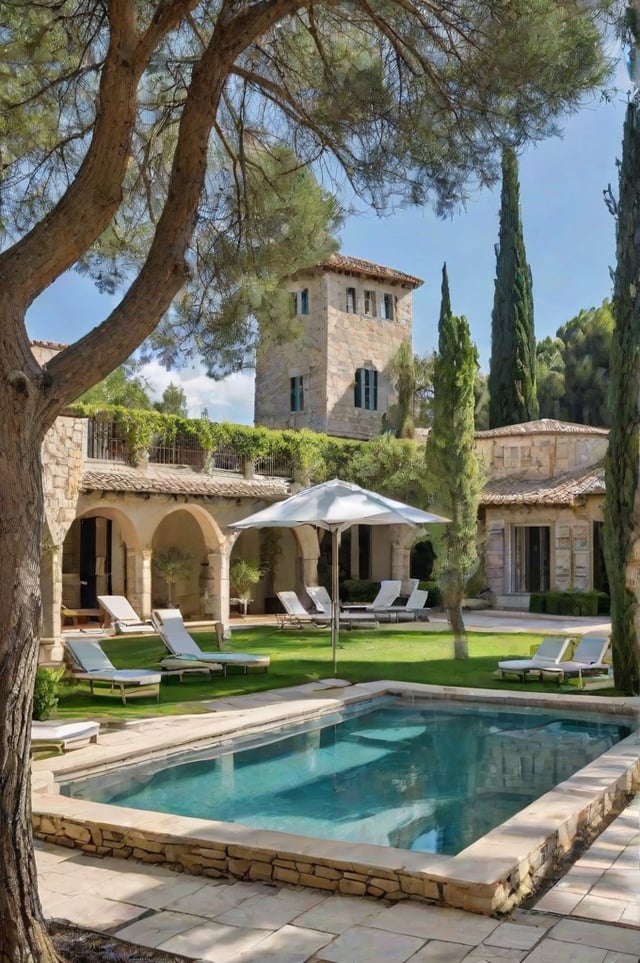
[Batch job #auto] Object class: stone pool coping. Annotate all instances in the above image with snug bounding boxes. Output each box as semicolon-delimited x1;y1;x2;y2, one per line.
31;681;640;916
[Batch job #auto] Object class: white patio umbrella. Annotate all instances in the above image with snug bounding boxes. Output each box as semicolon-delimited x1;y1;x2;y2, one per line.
231;479;449;673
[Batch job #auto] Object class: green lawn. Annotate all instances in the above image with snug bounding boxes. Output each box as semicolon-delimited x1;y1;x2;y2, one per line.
53;626;617;721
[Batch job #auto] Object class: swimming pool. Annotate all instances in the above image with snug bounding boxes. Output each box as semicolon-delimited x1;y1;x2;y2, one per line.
33;681;640;914
60;700;632;857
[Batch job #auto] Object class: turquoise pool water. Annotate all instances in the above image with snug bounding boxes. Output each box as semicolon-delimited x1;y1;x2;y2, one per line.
62;701;632;855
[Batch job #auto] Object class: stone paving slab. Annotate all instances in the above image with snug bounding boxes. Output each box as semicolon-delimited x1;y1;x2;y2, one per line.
369;903;501;944
158;919;269;962
314;923;425;963
232;923;333;962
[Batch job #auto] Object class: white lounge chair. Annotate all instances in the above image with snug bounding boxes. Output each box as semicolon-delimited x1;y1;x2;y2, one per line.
498;636;572;682
304;585;380;623
341;579;403;612
97;595;157;634
152;608;270;673
64;638;162;704
373;588;430;622
277;590;322;628
539;637;611;685
31;720;100;754
278;590;378;630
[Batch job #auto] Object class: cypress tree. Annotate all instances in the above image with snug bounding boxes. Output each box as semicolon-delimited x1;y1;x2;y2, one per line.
488;147;539;428
426;264;483;658
603;99;640;695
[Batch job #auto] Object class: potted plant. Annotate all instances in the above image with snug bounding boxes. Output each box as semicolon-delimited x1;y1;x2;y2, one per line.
153;547;192;605
230;560;262;615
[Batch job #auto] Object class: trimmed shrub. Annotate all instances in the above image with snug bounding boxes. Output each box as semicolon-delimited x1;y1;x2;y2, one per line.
33;667;64;721
528;591;607;617
340;579;378;603
422;581;442;608
529;593;546;613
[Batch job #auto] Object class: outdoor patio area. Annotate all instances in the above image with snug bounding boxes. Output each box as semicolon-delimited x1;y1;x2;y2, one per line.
34;627;640;961
36;741;640;963
35;806;640;962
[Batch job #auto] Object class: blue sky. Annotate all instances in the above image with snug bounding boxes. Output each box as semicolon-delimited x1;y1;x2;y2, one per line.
27;60;629;425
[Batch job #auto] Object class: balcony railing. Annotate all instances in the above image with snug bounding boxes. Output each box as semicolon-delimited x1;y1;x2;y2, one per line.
84;417;294;480
86;419;127;462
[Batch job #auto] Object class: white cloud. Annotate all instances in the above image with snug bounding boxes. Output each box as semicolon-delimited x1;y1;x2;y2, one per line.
139;361;255;425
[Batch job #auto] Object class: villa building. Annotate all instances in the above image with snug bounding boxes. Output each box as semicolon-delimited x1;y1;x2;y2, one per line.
476;420;608;606
33;256;612;664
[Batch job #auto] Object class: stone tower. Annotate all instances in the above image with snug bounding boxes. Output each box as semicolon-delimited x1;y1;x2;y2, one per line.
254;254;423;440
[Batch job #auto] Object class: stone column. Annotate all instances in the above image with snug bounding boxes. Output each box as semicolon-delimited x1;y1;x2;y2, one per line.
390;527;415;582
126;547;153;618
39;543;64;664
208;535;235;629
300;547;320;589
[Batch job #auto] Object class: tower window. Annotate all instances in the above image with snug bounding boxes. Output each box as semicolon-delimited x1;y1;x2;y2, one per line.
346;287;357;313
354;368;378;410
290;375;304;412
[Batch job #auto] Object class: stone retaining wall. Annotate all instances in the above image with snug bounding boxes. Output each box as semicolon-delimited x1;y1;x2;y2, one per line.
32;750;639;917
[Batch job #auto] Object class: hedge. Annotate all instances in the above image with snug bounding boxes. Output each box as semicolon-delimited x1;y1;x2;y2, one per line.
529;591;609;617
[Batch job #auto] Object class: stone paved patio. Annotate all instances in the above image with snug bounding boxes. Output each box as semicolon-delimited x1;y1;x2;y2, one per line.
38;612;637;960
37;805;640;963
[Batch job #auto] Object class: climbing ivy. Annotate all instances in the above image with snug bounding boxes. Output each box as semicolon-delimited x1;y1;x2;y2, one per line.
68;403;377;478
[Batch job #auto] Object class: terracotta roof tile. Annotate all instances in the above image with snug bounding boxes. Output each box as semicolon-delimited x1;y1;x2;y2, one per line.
476;419;608;439
321;253;423;288
481;464;605;506
81;465;291;499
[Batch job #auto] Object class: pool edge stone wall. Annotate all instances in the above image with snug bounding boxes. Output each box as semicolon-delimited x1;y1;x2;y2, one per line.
33;750;640;917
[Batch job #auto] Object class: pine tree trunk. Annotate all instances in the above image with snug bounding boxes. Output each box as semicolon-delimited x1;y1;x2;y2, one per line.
0;378;60;961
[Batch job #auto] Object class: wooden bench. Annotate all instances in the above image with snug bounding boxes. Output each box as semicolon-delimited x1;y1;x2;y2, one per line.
61;605;104;626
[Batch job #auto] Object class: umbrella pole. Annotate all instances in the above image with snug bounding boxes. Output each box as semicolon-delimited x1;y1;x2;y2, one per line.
332;528;340;675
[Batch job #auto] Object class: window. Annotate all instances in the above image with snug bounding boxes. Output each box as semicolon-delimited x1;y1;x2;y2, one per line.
364;290;377;317
381;292;395;320
346;286;357;313
290;375;304;412
291;289;309;315
354;367;378;410
512;526;550;592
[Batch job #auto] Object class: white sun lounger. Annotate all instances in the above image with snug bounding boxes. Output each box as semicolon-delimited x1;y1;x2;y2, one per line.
498;636;572;682
539;637;611;684
278;590;378;631
31;720;100;753
316;583;429;622
97;595;157;634
152;608;270;673
341;579;403;612
64;638;162;704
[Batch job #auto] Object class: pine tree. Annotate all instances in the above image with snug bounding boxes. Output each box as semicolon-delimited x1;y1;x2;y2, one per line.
488;147;538;428
603;100;640;695
426;264;484;658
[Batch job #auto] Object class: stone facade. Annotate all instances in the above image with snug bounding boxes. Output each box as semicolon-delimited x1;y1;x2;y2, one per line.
476;421;609;601
254;254;422;439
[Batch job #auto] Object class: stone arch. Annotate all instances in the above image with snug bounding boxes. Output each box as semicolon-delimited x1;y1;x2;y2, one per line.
150;506;225;617
63;505;147;616
230;524;321;613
